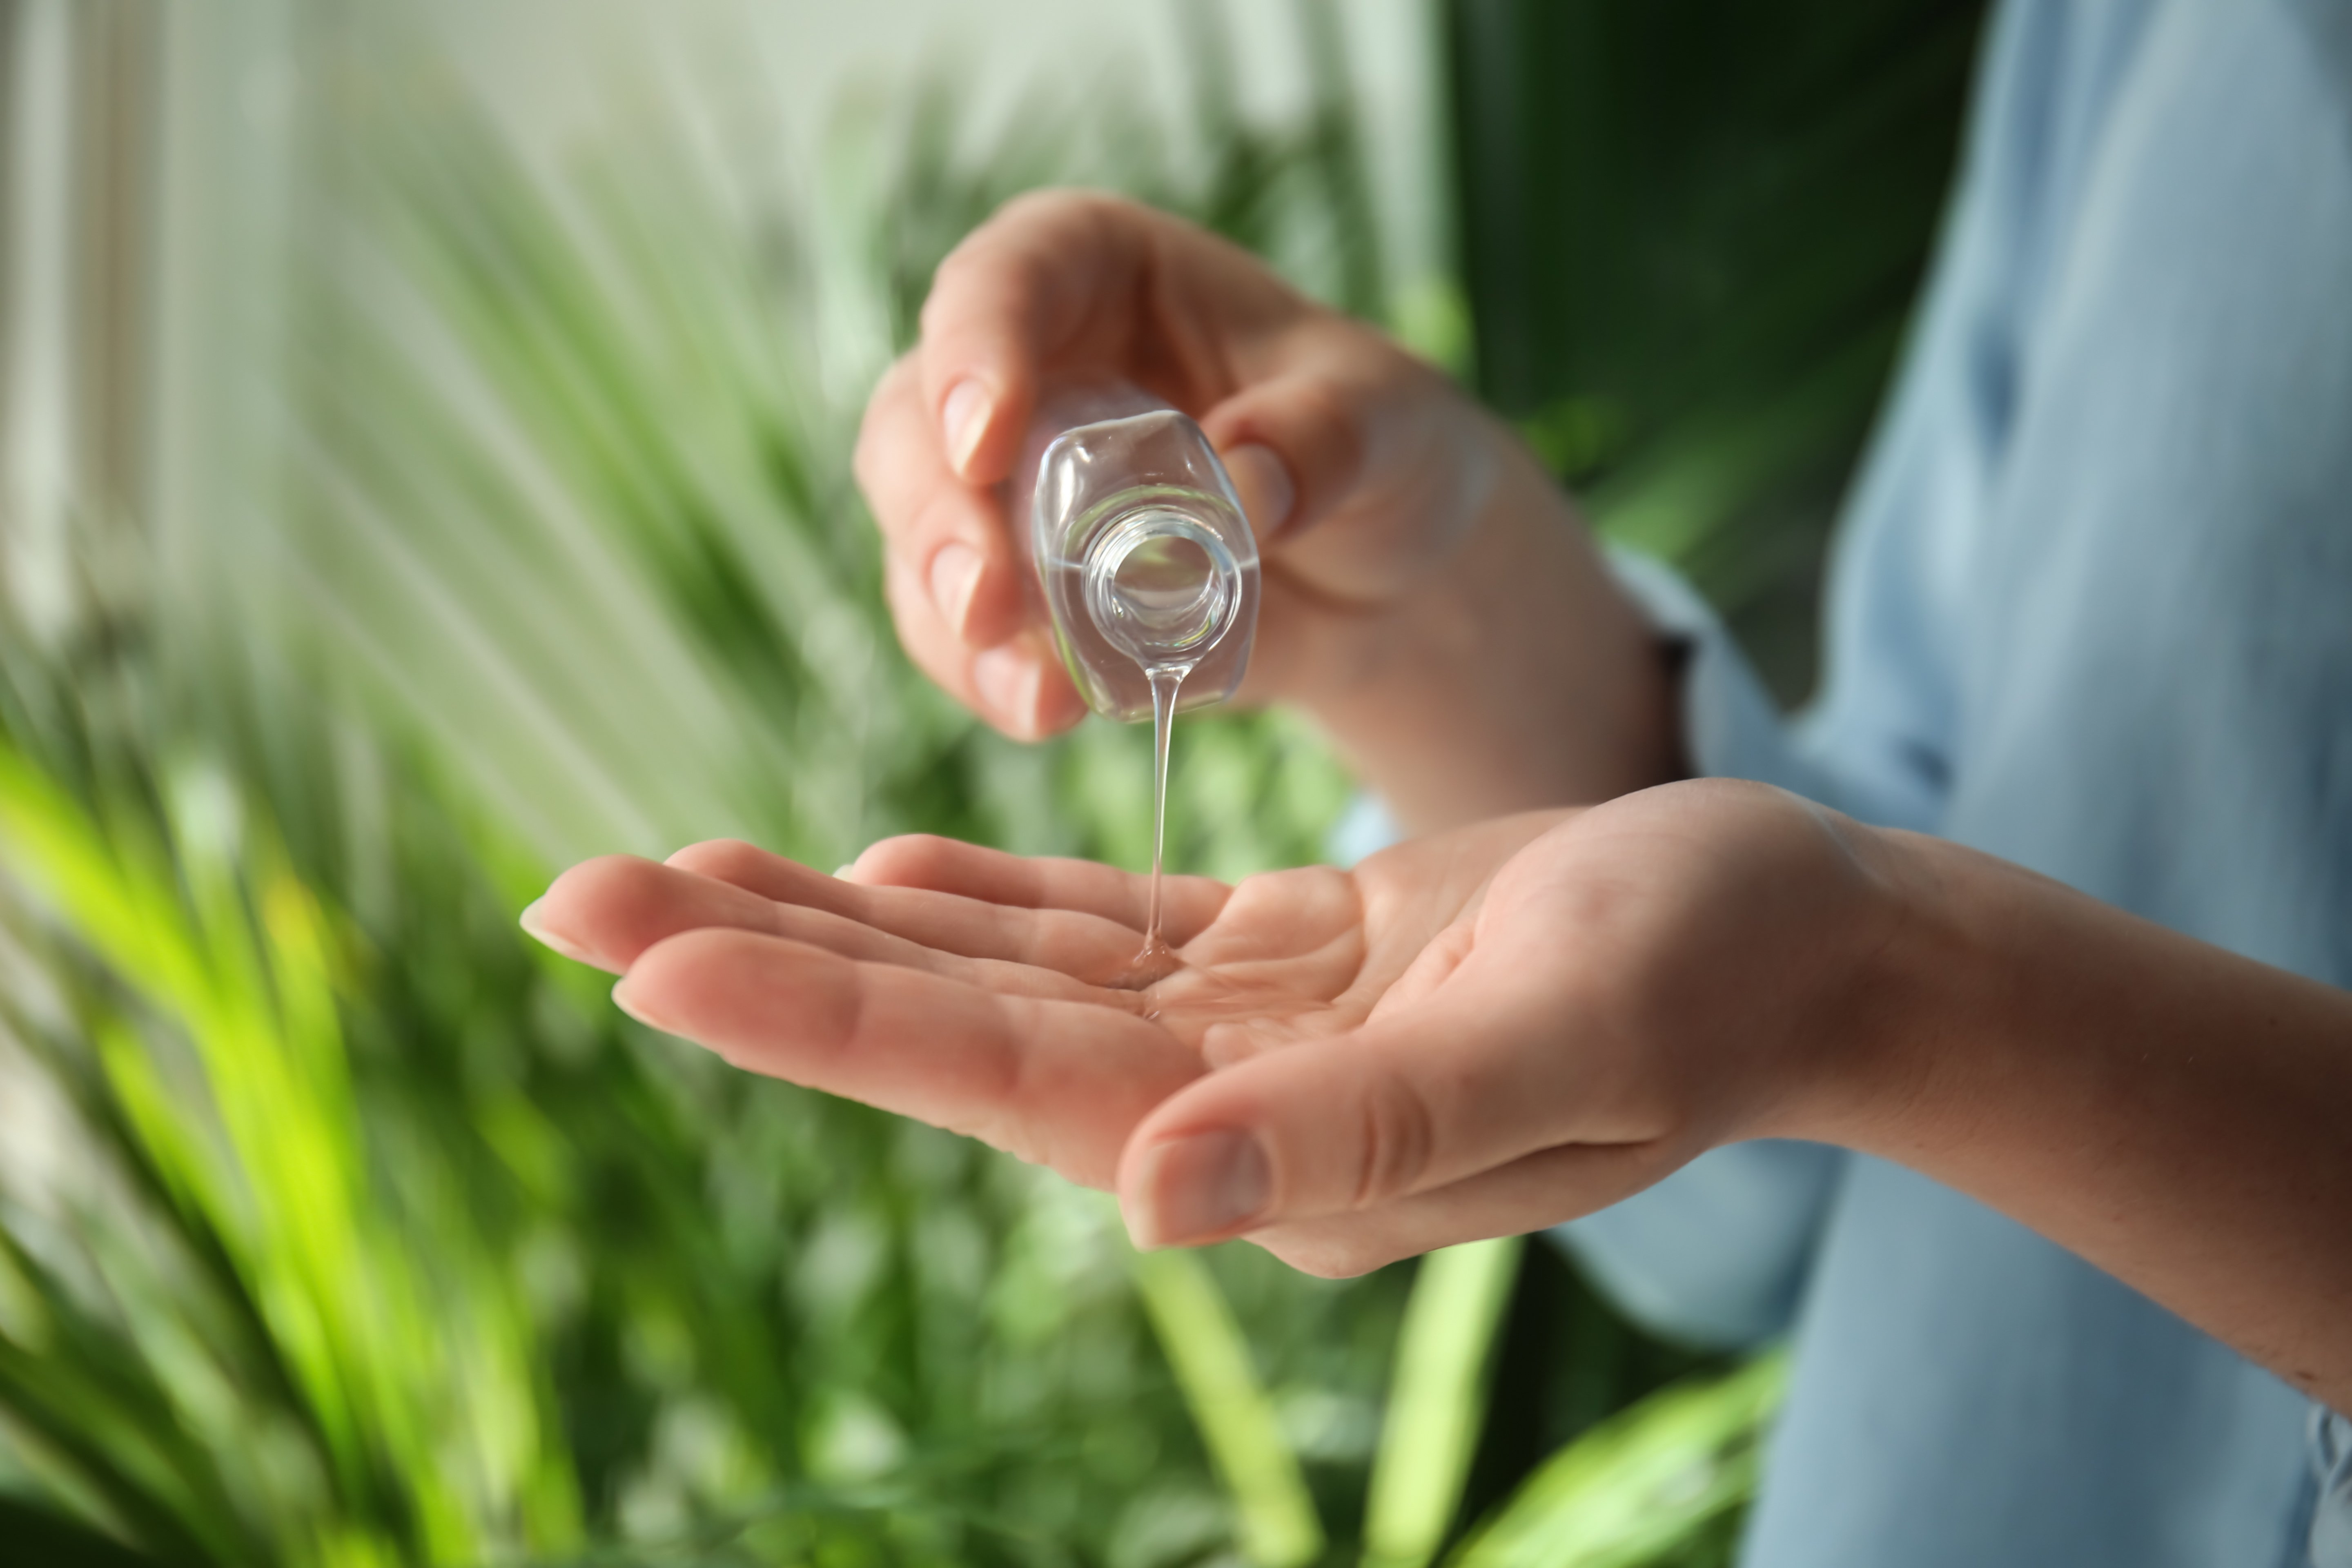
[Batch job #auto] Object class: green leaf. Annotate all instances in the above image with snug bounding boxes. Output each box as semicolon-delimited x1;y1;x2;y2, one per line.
1361;1237;1524;1568
1450;0;1988;698
1445;1352;1788;1568
1129;1245;1325;1568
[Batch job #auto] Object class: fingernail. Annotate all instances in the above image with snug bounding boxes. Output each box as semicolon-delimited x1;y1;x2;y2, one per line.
833;864;855;879
610;976;675;1033
928;541;984;637
942;379;993;480
972;645;1040;733
519;898;595;965
1221;443;1296;537
1126;1129;1270;1249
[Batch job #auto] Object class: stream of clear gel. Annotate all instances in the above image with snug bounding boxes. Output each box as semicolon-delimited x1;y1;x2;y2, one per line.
1111;661;1192;991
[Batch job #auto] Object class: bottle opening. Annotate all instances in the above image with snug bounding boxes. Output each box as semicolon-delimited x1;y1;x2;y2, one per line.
1115;534;1218;621
1084;508;1238;664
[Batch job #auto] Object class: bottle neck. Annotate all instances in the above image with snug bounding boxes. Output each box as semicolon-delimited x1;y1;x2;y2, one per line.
1082;506;1241;667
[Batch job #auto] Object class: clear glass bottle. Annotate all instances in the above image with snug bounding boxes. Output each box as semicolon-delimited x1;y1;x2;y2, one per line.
1006;384;1259;722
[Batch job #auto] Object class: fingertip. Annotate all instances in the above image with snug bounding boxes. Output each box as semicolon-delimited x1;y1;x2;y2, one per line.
973;642;1086;739
610;971;676;1035
971;644;1037;728
841;833;944;889
1120;1126;1273;1250
526;854;675;973
928;540;985;639
830;844;888;885
519;897;595;967
960;548;1031;651
1034;663;1090;735
663;837;760;871
942;377;994;482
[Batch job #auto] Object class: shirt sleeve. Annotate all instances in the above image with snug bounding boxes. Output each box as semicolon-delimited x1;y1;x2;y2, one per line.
1546;9;2076;1341
1329;529;1964;1346
1607;548;1844;806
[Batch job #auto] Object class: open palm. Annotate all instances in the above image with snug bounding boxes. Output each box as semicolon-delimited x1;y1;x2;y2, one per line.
525;782;1883;1273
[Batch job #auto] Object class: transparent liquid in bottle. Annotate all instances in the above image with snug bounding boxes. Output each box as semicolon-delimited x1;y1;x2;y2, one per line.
1009;386;1259;725
1005;385;1260;986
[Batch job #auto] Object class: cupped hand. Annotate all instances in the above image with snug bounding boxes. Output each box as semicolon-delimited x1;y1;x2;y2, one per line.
855;188;1513;742
521;779;1903;1276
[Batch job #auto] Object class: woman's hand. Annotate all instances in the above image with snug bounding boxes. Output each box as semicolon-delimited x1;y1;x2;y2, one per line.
856;191;1682;829
521;779;1898;1276
524;780;2352;1404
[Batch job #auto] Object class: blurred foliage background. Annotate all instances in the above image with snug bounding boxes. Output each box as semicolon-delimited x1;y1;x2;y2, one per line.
0;0;1977;1564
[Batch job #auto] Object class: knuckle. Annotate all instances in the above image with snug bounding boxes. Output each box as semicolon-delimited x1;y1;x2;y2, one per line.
1289;374;1367;490
666;838;768;883
923;189;1143;336
922;246;984;322
551;852;666;913
855;832;963;889
1352;1072;1438;1208
1003;185;1129;232
995;186;1077;226
927;215;1048;316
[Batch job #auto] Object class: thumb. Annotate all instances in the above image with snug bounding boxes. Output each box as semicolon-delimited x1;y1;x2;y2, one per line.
1198;368;1365;548
1114;978;1611;1250
1200;341;1492;603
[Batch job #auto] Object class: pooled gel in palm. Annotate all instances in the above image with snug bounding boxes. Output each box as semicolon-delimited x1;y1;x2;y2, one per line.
1006;385;1260;984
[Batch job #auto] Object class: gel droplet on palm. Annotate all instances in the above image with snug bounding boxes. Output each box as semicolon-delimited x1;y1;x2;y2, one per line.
1005;385;1260;985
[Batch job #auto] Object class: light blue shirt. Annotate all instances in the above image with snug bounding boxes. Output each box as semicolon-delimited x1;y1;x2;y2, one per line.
1549;2;2352;1563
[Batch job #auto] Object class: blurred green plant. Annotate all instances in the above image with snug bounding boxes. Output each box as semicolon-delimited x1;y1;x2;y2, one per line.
1362;1238;1523;1568
0;728;578;1568
1449;0;1988;701
1129;1245;1323;1568
1446;1355;1787;1568
0;5;1419;1564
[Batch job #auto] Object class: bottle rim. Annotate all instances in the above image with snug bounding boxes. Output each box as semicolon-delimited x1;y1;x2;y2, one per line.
1082;507;1241;664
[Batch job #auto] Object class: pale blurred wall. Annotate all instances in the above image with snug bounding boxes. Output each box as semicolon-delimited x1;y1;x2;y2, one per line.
14;0;1446;686
423;0;1448;315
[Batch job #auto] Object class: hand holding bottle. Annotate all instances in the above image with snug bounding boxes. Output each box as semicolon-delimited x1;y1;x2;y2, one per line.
855;191;1683;830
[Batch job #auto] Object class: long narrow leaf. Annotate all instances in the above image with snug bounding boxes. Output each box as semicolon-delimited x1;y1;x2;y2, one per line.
1129;1245;1325;1568
1361;1237;1523;1568
1446;1352;1788;1568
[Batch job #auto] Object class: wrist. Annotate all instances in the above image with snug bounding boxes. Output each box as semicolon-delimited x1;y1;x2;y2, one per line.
1771;823;1991;1152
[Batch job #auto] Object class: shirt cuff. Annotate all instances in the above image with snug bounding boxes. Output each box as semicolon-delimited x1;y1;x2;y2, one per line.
1604;545;1833;801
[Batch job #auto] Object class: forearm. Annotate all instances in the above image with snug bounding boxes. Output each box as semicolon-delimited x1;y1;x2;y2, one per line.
1289;437;1684;834
1812;831;2352;1410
